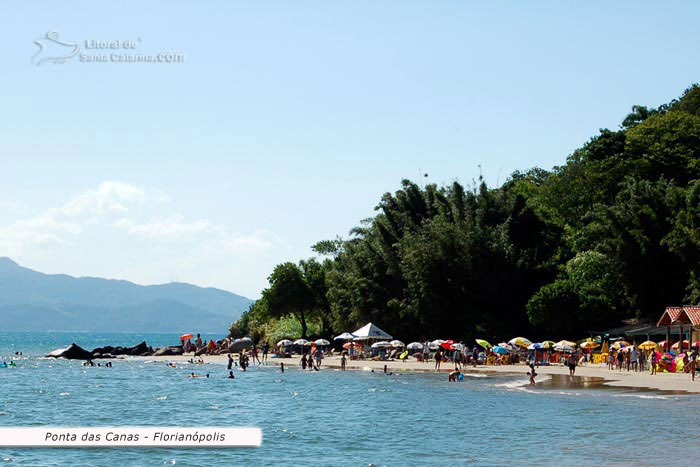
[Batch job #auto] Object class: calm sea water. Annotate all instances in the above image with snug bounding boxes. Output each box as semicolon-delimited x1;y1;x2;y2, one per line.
1;332;699;466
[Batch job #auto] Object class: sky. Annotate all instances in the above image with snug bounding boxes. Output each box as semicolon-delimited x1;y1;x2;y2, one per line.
2;1;700;299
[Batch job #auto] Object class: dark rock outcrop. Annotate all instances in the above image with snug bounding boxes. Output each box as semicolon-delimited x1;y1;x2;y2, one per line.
152;346;184;356
46;343;94;360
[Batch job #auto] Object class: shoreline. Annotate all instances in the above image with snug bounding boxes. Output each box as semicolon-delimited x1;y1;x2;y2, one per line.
138;354;700;394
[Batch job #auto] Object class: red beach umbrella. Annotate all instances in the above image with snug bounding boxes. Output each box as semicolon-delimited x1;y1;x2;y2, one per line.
440;340;456;350
672;340;690;350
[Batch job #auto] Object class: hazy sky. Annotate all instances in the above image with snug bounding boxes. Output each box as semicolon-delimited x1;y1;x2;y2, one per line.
2;2;700;298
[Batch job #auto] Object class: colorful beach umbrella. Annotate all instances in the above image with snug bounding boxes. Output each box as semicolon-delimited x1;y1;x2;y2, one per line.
638;341;656;350
475;339;492;349
580;341;600;349
555;340;576;348
540;341;555;349
527;343;542;350
491;346;508;355
610;341;630;350
508;337;532;347
180;333;193;341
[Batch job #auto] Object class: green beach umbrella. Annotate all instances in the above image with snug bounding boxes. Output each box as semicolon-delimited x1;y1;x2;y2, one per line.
475;339;492;349
540;341;555;349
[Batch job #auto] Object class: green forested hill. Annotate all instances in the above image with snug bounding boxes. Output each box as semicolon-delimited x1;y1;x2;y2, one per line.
234;85;700;343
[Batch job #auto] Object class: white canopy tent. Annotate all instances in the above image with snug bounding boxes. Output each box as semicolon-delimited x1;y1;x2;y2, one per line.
334;332;356;340
351;322;393;341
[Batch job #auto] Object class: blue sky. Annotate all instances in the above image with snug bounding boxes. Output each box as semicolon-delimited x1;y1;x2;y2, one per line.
1;1;699;298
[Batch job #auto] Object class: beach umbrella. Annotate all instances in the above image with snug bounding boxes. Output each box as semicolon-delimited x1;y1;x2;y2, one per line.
540;341;555;349
371;341;392;349
527;343;542;350
638;340;656;350
180;333;193;341
343;342;362;350
277;339;293;347
491;346;508;355
314;339;331;346
294;339;310;346
334;332;355;341
390;340;405;348
555;340;576;347
672;340;690;350
610;341;630;350
554;344;575;352
407;342;423;350
580;341;600;349
476;339;492;349
508;337;532;348
451;343;465;351
440;340;456;350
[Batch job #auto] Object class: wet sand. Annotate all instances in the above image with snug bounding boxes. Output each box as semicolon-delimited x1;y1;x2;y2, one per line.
142;354;700;394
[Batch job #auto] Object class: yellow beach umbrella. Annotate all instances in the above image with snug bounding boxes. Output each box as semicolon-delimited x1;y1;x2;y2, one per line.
508;337;532;348
556;340;576;347
580;341;600;349
540;340;555;349
475;339;492;349
638;340;657;350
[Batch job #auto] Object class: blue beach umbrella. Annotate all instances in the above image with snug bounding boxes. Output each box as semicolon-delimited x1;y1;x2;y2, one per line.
491;346;508;355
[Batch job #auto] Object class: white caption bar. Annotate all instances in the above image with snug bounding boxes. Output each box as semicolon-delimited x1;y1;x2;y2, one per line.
0;427;261;448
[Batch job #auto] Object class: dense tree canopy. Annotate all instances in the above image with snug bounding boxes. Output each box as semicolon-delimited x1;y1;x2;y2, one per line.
232;84;700;344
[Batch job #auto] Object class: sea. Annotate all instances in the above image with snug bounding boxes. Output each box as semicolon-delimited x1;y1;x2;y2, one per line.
1;332;699;466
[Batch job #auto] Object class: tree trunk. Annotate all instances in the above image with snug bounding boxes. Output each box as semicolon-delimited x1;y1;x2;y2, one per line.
299;311;308;339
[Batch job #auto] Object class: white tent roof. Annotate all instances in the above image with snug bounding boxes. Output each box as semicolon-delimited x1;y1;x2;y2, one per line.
351;322;393;340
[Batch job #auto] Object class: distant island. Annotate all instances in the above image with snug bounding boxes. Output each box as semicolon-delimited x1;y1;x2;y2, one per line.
0;257;253;332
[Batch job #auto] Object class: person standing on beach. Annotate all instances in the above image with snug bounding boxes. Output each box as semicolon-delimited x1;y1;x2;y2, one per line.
630;347;638;372
617;349;624;370
690;349;698;381
567;353;577;377
607;351;614;370
341;352;347;371
434;349;442;370
423;341;430;363
650;351;657;375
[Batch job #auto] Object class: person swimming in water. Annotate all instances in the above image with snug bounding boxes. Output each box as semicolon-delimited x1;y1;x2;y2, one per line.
228;371;235;379
448;367;462;382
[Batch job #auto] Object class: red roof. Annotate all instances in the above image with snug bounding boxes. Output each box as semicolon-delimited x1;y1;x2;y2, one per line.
657;306;684;326
682;306;700;327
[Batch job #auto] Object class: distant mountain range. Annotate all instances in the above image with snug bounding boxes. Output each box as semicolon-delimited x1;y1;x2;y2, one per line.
0;257;253;332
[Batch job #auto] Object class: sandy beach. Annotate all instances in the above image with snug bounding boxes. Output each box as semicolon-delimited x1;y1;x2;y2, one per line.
142;353;700;394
